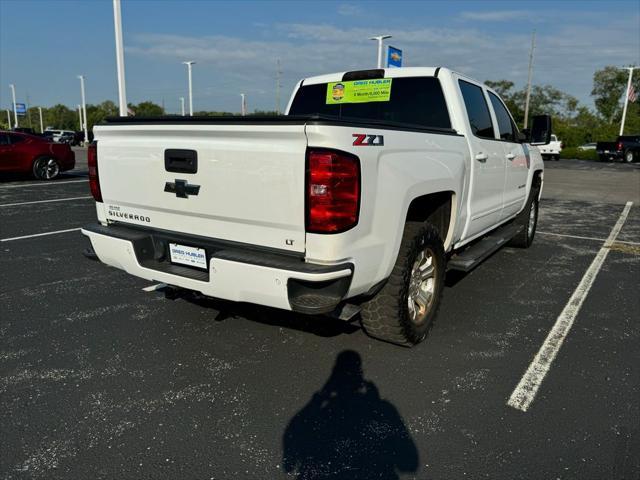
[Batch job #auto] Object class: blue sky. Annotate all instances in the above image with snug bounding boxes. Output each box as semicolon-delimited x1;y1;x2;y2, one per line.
1;0;639;114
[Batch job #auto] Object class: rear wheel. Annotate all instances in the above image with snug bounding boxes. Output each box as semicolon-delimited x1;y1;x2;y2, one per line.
625;150;634;163
360;222;445;347
32;156;60;180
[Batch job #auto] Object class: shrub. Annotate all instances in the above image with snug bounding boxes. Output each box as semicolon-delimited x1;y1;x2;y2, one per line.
560;147;599;161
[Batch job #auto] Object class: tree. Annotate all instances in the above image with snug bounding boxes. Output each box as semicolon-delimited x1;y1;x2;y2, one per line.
130;101;164;117
591;65;640;124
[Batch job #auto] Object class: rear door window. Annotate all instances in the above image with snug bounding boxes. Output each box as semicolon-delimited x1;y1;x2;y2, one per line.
0;134;10;145
289;76;452;130
458;80;495;139
488;92;517;142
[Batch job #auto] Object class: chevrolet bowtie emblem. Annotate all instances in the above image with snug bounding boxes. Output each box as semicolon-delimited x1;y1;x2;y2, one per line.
164;179;200;198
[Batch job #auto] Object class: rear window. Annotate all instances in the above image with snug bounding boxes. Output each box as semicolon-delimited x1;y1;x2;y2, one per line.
289;77;451;130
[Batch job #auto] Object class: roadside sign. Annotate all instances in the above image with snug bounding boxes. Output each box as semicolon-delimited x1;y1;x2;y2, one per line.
15;103;27;116
387;46;402;68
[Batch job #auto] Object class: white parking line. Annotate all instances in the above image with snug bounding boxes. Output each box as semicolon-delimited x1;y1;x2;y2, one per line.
537;230;640;246
0;227;81;242
507;201;633;412
0;179;87;189
0;196;92;207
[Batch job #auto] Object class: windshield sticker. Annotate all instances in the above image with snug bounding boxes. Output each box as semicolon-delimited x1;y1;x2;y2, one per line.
326;79;392;104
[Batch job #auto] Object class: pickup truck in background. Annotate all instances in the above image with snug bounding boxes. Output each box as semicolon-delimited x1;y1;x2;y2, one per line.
596;135;640;162
82;67;551;346
537;134;562;161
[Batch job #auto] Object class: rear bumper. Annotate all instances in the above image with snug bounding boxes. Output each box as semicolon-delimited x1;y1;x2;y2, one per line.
596;150;623;159
81;222;353;314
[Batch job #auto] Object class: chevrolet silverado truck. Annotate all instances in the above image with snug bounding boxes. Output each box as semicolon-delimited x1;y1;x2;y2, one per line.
82;67;550;346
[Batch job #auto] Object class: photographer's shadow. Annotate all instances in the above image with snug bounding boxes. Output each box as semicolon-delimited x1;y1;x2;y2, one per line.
283;351;419;479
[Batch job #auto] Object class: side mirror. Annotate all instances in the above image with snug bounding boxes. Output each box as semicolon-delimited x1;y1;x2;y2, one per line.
529;114;552;145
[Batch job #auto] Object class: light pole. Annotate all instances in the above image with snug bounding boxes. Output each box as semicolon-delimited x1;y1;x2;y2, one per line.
183;61;195;116
180;97;185;116
369;35;392;68
38;107;44;133
619;66;636;136
77;105;82;130
78;75;88;145
9;84;18;128
5;109;11;128
240;93;246;116
113;0;128;116
523;30;536;130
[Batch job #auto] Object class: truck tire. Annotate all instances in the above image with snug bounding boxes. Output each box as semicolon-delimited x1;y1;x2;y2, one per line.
360;222;445;347
624;150;634;163
508;187;539;248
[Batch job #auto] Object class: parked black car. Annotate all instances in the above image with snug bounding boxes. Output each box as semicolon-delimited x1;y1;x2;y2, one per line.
596;135;640;162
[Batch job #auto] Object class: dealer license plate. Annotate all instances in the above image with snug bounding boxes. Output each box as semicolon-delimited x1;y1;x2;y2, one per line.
169;243;207;270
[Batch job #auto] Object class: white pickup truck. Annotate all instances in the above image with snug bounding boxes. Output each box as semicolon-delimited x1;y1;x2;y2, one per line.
82;67;550;346
537;134;562;161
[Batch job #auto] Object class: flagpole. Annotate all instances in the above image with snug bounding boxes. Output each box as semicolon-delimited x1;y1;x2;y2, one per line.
619;67;635;136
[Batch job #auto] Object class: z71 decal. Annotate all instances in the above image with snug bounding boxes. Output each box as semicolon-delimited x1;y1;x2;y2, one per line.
353;134;384;146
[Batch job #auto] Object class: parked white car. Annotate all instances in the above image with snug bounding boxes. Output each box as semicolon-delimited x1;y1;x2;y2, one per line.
537;134;563;160
44;128;76;143
578;142;597;151
82;67;550;346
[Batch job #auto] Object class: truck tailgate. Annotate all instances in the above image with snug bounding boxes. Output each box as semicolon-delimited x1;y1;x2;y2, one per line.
95;124;307;253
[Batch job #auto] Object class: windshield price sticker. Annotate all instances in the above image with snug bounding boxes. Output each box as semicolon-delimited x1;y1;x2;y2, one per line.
326;79;392;104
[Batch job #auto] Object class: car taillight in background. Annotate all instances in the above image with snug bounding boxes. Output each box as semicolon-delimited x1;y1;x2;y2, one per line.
87;142;102;202
616;142;623;151
306;148;360;233
560;142;564;149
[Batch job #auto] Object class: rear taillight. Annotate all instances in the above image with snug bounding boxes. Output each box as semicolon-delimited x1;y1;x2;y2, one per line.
306;148;360;233
616;142;623;151
87;142;102;202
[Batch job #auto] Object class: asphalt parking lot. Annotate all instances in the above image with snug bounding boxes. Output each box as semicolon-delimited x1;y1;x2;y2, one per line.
1;150;639;479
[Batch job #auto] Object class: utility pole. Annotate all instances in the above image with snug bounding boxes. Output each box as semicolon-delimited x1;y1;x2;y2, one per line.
26;93;32;128
77;105;82;130
369;35;392;68
619;67;636;136
38;107;44;133
523;30;536;130
180;97;185;116
183;61;195;116
276;59;282;114
240;93;247;116
78;75;88;145
113;0;128;116
9;84;18;128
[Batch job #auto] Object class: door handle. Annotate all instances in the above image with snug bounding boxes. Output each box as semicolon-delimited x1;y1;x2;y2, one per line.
506;153;515;160
475;153;488;163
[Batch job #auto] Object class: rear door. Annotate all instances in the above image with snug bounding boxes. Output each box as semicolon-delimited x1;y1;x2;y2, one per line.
457;78;506;237
95;123;308;253
487;91;528;219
